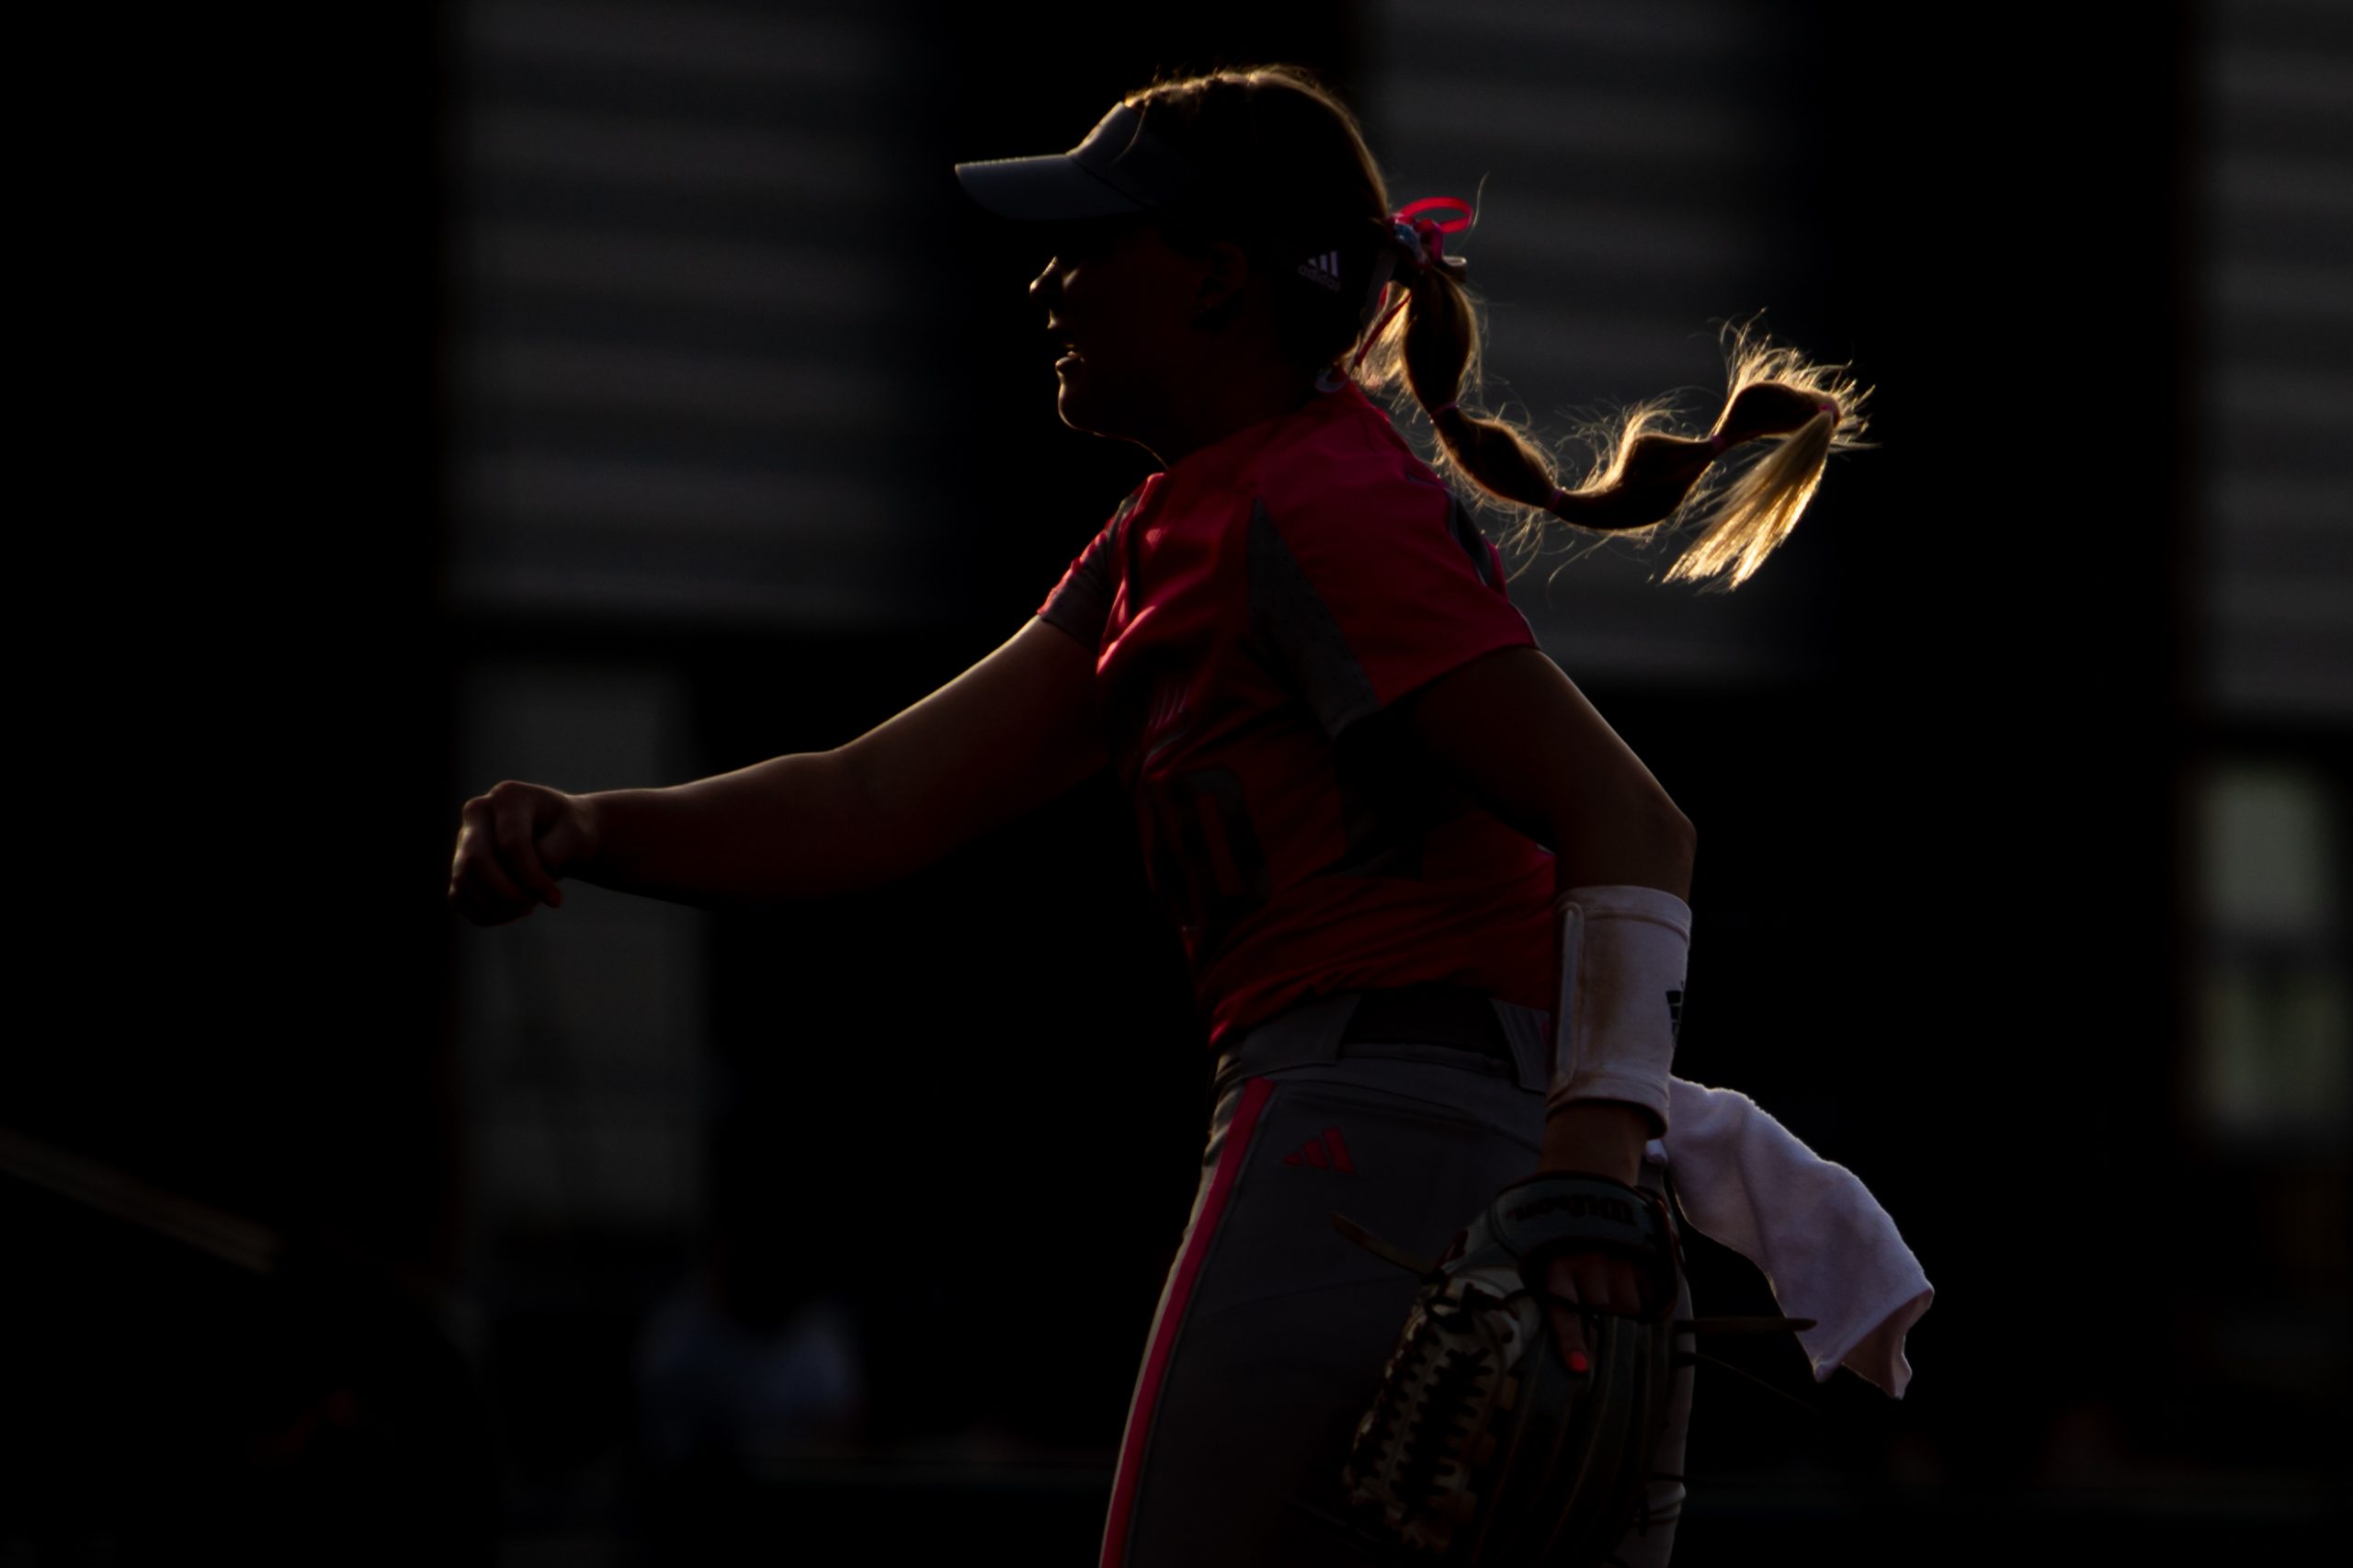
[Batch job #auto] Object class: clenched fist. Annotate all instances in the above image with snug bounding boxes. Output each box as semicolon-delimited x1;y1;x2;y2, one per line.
448;780;601;926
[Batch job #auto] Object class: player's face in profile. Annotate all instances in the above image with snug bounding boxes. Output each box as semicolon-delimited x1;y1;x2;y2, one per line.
1029;216;1199;443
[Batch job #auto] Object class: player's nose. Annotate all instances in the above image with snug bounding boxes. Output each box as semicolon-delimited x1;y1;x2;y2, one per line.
1028;260;1063;306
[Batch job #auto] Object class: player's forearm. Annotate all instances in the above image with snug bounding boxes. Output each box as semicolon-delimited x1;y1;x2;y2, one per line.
1540;1102;1650;1184
574;749;898;907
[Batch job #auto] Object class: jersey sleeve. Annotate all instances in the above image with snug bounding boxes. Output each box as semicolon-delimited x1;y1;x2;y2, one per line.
1034;490;1142;651
1247;478;1537;739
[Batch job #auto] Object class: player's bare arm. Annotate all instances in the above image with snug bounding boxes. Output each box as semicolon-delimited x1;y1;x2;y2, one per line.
449;618;1103;921
1398;644;1694;908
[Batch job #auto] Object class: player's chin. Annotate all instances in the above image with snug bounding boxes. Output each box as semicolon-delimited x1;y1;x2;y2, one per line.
1052;369;1113;435
1055;369;1159;455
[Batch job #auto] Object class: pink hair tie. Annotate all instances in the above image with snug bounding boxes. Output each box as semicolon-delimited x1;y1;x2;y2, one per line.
1430;401;1459;418
1391;196;1474;279
1818;400;1841;421
1547;484;1569;512
1707;431;1731;455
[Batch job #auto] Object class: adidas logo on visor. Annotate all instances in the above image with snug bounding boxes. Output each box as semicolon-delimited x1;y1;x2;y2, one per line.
1294;251;1345;291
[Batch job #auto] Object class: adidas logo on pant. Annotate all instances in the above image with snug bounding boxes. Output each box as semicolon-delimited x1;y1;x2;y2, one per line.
1283;1126;1355;1171
1294;251;1344;291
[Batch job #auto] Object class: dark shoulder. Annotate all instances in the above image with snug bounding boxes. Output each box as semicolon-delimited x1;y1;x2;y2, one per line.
1250;403;1451;548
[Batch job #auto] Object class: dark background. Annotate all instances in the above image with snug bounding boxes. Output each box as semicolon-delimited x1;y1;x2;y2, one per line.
10;1;2347;1563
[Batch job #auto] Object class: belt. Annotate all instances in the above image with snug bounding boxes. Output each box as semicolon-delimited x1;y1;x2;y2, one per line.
1337;983;1512;1060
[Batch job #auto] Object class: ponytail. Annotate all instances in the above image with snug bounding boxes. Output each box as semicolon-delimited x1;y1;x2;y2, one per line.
1123;65;1867;589
1355;237;1869;589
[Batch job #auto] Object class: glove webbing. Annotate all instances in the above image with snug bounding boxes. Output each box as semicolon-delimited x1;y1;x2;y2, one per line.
1334;1174;1817;1566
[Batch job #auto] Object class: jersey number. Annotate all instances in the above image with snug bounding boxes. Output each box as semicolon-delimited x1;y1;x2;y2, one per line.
1150;767;1271;944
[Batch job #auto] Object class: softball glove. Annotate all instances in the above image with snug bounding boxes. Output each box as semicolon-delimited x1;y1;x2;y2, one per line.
1334;1171;1683;1566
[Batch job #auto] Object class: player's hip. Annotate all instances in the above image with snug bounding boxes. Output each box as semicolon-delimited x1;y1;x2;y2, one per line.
1106;989;1622;1567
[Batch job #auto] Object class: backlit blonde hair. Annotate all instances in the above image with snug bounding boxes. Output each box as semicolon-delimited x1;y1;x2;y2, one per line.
1130;64;1871;589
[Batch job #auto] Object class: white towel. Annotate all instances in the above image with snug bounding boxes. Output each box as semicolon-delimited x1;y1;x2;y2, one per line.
1647;1077;1933;1398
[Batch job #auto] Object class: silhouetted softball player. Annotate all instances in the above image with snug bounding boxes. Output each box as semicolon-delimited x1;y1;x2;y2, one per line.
451;65;1866;1567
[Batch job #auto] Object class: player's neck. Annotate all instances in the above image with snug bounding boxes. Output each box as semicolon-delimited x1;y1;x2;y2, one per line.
1140;359;1316;471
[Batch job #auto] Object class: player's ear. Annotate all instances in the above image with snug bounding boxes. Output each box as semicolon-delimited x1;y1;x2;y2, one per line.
1192;239;1251;328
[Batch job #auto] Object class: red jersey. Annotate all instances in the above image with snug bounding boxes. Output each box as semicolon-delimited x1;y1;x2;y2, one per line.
1037;380;1560;1045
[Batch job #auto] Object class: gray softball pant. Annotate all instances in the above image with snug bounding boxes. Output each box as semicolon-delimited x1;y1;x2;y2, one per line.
1097;990;1696;1568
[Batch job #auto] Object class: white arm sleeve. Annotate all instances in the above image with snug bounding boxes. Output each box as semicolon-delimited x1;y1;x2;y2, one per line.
1547;884;1691;1134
